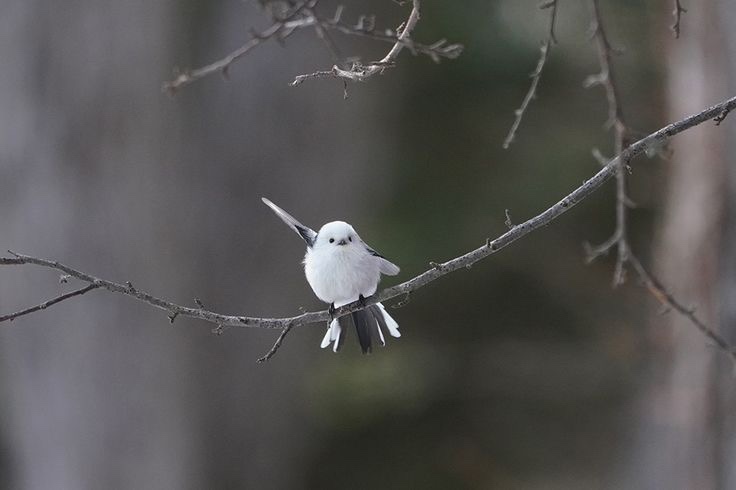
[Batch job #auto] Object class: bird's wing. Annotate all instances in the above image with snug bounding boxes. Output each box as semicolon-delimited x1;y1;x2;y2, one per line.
364;243;400;276
261;197;317;247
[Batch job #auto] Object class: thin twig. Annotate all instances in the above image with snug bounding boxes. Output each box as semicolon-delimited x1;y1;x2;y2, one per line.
628;253;736;363
312;11;462;62
584;0;625;130
503;0;559;149
291;68;341;86
2;95;735;350
584;0;630;286
163;1;313;95
579;0;731;368
0;284;100;322
290;0;423;86
671;0;687;39
164;0;461;94
257;324;294;362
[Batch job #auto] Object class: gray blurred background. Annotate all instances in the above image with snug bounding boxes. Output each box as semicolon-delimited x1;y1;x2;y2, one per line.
1;0;734;488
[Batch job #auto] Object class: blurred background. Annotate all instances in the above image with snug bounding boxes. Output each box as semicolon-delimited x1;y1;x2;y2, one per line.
1;0;734;488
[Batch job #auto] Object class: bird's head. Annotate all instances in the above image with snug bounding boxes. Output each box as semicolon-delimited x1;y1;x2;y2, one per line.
315;221;359;249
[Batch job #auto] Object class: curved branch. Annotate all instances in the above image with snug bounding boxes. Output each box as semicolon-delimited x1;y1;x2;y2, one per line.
2;95;735;335
503;0;559;149
290;0;423;86
628;254;736;363
163;1;313;95
164;0;460;95
163;24;280;95
584;0;630;286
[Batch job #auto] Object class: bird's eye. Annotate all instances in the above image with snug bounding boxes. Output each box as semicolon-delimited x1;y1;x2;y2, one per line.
329;238;335;243
348;236;352;242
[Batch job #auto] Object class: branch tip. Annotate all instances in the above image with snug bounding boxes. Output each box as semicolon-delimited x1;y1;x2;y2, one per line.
257;325;294;362
502;0;558;148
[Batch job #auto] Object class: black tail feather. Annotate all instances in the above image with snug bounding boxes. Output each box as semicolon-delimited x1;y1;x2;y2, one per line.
341;305;388;354
352;309;372;354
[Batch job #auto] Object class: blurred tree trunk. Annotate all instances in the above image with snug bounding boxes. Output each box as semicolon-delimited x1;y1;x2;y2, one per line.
623;1;736;488
0;0;390;488
0;2;198;488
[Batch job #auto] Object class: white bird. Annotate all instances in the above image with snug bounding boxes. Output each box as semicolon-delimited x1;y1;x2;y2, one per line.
262;197;401;353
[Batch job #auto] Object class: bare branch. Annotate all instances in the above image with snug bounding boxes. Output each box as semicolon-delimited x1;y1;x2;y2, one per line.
503;0;559;149
671;0;687;39
0;284;100;322
257;325;294;362
290;0;425;86
628;253;736;363
163;1;313;95
584;0;625;130
312;10;462;62
3;95;735;358
584;0;629;287
575;0;736;365
290;69;337;86
164;0;461;95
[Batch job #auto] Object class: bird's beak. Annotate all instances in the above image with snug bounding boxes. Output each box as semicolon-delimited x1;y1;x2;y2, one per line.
337;239;348;246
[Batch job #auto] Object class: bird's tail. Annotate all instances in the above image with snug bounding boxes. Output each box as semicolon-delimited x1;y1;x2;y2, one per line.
320;302;400;353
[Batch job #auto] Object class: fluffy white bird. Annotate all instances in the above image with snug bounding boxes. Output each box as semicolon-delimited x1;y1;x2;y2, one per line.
262;197;401;353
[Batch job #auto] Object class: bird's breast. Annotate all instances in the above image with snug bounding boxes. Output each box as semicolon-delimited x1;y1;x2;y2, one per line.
303;248;380;304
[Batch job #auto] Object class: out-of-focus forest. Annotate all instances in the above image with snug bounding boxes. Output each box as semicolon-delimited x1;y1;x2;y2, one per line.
1;0;734;488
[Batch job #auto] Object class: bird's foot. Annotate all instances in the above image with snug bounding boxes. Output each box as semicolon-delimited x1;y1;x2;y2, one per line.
328;303;336;320
358;294;367;307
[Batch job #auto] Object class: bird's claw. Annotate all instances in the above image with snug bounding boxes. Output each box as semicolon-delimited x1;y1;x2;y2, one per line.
328;303;336;320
